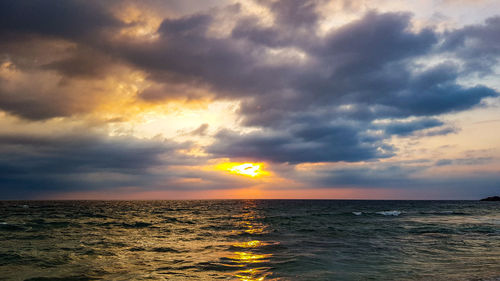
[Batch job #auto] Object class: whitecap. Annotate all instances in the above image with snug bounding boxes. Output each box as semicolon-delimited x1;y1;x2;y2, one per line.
376;210;401;216
352;212;362;216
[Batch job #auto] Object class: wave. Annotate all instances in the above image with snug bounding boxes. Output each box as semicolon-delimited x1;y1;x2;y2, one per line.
350;210;472;217
121;222;153;228
0;223;26;231
348;210;400;216
376;210;402;216
419;210;469;215
24;275;96;281
129;247;145;252
151;247;181;253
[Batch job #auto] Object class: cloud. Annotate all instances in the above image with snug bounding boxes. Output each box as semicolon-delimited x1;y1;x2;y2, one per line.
41;46;118;79
205;11;496;163
0;128;265;199
281;159;500;198
208;124;394;164
189;123;209;136
0;1;134;121
0;0;499;193
232;0;321;48
435;157;493;166
379;118;444;136
230;12;496;128
0;59;136;120
1;2;497;125
442;16;500;73
0;132;183;198
266;0;321;28
0;0;121;40
207;115;457;164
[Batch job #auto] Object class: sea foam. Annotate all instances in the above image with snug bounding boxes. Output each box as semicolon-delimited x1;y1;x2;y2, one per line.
376;210;401;216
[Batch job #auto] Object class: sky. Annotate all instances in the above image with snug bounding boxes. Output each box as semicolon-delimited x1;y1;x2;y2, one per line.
0;0;499;200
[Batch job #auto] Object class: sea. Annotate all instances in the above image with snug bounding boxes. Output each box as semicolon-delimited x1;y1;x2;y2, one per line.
0;200;499;281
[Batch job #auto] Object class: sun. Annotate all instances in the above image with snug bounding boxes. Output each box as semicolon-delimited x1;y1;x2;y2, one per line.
230;163;261;177
217;162;268;177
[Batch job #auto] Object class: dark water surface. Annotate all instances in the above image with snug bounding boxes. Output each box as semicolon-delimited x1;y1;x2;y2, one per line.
0;200;499;280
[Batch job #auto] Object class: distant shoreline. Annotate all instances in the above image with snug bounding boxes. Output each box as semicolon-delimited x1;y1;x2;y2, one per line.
480;196;500;201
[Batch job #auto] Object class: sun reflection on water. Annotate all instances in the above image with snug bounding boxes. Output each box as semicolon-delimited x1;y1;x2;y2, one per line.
227;202;275;281
235;268;271;281
233;240;263;248
229;247;273;280
231;252;272;263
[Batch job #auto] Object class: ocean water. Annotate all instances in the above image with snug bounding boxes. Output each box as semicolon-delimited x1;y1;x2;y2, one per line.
0;200;499;281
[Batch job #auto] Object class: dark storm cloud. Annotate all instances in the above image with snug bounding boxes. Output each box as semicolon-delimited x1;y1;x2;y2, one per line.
231;13;496;130
0;133;184;198
442;16;500;73
209;124;394;164
208;114;454;163
0;130;264;199
0;0;125;121
0;0;121;40
232;0;320;48
380;118;444;136
267;0;321;28
316;12;436;66
41;46;118;79
118;10;293;100
206;12;497;163
106;8;496;164
0;64;115;120
231;19;288;48
117;7;497;131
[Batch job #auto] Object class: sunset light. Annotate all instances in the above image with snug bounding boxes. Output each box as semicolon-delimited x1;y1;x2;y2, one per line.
217;162;268;177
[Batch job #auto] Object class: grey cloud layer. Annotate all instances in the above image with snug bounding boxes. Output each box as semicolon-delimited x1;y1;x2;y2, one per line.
0;130;260;199
209;123;394;164
0;133;181;198
443;16;500;73
270;158;500;198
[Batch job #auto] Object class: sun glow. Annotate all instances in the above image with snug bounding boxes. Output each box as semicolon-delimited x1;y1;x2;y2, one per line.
217;162;268;177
